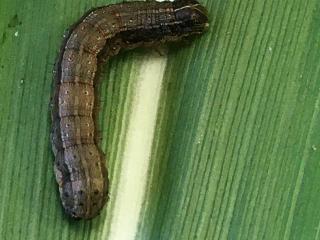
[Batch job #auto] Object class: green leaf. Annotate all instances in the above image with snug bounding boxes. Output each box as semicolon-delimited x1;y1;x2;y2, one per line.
0;0;320;239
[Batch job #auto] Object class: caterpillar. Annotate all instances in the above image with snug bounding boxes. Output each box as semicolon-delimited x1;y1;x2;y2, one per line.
51;0;209;219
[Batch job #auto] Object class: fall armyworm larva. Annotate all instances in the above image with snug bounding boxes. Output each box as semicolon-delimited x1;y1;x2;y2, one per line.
51;0;209;219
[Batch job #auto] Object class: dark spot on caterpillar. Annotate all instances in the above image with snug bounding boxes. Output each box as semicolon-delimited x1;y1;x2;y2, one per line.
51;0;209;220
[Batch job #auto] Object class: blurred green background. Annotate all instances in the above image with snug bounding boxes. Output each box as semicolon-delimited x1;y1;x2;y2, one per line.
0;0;320;239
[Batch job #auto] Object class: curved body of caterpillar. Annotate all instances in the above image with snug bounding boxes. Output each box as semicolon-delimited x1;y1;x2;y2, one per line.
51;0;209;219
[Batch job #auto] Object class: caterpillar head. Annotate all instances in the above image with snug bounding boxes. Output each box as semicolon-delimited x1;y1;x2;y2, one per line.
173;0;209;36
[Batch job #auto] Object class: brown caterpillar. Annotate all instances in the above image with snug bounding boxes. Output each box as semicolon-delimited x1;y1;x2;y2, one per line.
51;0;209;219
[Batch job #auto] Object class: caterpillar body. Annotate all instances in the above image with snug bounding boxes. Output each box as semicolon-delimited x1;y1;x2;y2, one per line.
51;0;209;219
